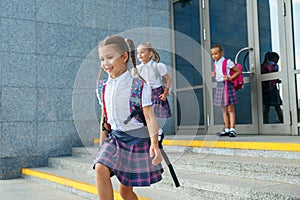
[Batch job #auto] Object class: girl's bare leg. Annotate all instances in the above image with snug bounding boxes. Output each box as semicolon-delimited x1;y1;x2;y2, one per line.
95;163;113;200
227;104;235;128
119;184;138;200
222;106;230;129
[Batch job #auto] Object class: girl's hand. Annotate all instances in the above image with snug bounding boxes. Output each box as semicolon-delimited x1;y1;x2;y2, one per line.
159;93;167;101
150;144;162;165
212;71;216;78
224;75;230;81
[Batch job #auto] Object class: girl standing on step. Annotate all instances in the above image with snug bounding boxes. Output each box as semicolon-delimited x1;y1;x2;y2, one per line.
211;44;240;137
132;42;172;136
93;35;163;200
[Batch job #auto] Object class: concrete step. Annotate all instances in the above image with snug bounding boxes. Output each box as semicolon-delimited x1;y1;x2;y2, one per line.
158;168;300;200
22;146;300;199
22;167;201;200
71;146;300;185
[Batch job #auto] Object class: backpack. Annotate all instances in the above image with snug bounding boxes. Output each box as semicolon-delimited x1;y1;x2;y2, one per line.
222;59;244;90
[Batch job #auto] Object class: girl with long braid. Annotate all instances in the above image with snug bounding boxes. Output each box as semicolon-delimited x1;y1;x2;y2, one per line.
132;42;172;136
93;35;163;200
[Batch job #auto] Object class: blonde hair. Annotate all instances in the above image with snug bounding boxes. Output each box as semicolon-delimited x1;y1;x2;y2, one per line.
137;42;161;62
97;35;145;82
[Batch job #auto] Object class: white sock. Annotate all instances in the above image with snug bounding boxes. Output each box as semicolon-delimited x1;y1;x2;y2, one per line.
225;128;230;133
230;128;235;132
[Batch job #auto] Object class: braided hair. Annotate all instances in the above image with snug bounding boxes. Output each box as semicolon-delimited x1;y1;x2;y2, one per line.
125;39;146;82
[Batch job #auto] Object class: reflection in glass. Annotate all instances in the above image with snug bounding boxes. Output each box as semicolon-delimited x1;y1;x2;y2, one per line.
293;0;300;69
258;0;282;71
260;51;283;124
261;79;283;124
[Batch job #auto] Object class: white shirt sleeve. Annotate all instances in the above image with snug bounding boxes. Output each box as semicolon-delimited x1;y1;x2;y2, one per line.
142;83;153;107
226;59;235;77
156;62;168;76
227;59;235;69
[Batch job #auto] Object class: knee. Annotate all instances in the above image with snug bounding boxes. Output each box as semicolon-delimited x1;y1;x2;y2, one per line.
120;189;129;199
227;105;235;113
119;186;133;200
95;163;110;178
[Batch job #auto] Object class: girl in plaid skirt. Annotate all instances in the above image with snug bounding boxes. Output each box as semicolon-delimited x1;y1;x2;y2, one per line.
94;36;163;200
211;44;241;137
132;42;172;135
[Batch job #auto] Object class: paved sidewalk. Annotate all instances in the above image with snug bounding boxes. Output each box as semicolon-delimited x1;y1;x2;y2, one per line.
0;178;89;200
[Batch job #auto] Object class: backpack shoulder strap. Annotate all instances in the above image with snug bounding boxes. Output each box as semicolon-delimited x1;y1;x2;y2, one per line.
97;79;108;116
124;78;147;125
222;59;228;76
97;80;107;104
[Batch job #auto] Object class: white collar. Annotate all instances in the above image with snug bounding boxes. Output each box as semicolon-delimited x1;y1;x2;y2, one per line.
215;57;225;64
143;60;153;67
106;70;131;86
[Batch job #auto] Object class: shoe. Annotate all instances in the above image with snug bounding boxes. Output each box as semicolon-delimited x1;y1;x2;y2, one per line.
216;131;230;136
229;130;237;137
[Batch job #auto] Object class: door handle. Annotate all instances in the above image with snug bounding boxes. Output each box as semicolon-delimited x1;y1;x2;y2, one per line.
235;47;254;63
235;47;254;74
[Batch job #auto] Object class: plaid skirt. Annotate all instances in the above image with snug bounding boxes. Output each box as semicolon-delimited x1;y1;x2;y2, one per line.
152;86;171;118
93;131;163;186
213;81;238;106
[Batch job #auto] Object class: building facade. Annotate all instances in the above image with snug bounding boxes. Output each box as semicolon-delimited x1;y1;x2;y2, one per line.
0;0;299;179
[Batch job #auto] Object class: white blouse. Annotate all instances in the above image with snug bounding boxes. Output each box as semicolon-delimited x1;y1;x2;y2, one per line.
132;60;168;89
215;57;235;82
96;71;152;132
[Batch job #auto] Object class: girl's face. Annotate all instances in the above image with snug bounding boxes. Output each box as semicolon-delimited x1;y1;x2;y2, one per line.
99;44;128;78
211;47;223;62
137;47;152;64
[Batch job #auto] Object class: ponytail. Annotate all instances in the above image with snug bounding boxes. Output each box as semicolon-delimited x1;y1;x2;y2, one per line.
262;51;271;66
125;39;146;82
151;48;160;63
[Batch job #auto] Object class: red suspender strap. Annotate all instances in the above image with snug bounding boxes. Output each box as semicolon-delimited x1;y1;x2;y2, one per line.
102;84;108;121
222;59;228;105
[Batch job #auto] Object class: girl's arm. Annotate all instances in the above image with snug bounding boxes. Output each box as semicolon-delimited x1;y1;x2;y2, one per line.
99;109;107;145
225;65;241;81
143;105;162;166
160;73;172;101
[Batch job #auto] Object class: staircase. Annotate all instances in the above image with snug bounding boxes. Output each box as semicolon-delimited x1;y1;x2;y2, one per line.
22;144;300;200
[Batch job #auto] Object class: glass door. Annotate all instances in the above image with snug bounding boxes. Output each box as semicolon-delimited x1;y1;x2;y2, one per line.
206;0;296;135
256;0;292;134
205;0;259;134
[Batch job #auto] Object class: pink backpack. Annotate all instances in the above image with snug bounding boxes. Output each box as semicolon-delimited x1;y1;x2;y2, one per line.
222;59;244;90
